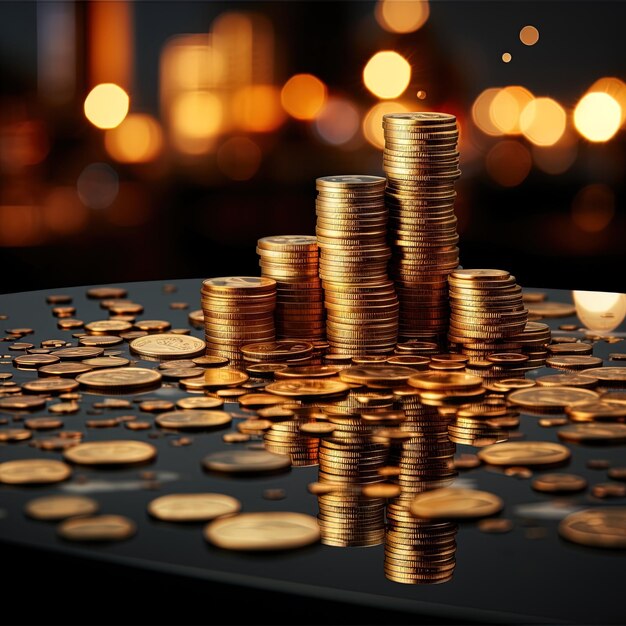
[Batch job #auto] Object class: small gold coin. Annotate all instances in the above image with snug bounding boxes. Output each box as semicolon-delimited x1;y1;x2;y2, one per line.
155;410;232;430
0;395;47;410
265;379;349;398
299;422;336;436
478;518;514;534
25;495;99;520
82;356;130;368
508;387;599;412
129;334;206;360
86;287;128;299
478;441;571;466
76;367;162;391
21;378;79;394
410;488;503;519
536;374;598;389
559;508;626;549
203;368;249;388
238;393;289;408
557;423;626;445
147;493;241;522
362;483;402;498
408;372;483;391
583;367;626;384
84;320;133;334
0;459;71;484
193;355;230;368
25;417;63;430
176;396;224;410
0;429;33;442
58;515;136;542
566;400;626;422
274;365;341;379
531;473;588;493
339;366;419;386
202;449;291;474
64;440;157;465
204;511;320;551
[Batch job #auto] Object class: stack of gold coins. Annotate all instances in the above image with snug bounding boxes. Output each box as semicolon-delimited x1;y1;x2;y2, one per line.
315;175;398;356
447;401;512;447
383;112;461;343
263;417;319;467
240;340;315;365
201;277;276;362
257;236;325;341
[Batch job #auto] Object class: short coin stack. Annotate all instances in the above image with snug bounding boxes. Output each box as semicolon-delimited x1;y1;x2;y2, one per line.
383;112;461;342
201;277;276;362
257;236;325;341
263;417;319;467
315;175;399;355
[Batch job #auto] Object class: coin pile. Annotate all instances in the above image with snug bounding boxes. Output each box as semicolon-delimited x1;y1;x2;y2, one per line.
382;112;461;342
447;401;512;447
201;277;276;362
257;236;325;341
263;417;319;467
315;175;399;355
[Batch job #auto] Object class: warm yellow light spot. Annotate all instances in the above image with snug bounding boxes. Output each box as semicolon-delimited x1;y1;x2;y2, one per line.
573;290;626;333
416;90;427;100
532;130;578;175
315;97;360;145
281;74;327;121
217;137;262;181
489;85;533;134
574;92;621;142
84;83;130;129
519;97;566;146
104;114;163;163
363;51;411;100
589;77;626;126
519;25;539;46
363;100;410;149
232;85;285;132
486;140;532;187
502;52;512;63
375;0;430;34
170;91;222;154
571;184;615;233
472;88;504;136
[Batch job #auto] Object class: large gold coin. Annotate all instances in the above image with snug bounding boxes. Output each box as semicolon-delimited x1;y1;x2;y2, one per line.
583;367;626;384
84;319;133;334
155;410;232;430
0;459;71;484
407;371;483;391
204;511;320;551
557;422;626;444
203;368;249;387
147;493;241;522
25;495;99;520
264;379;349;398
531;473;588;493
507;386;599;411
64;440;157;465
409;488;503;519
129;334;206;360
58;515;136;542
339;366;419;386
565;400;626;422
75;367;162;391
559;508;626;549
478;441;570;466
202;449;291;474
176;396;224;410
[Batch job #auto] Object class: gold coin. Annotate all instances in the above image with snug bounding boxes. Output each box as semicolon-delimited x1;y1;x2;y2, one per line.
238;393;290;408
546;355;603;370
478;441;571;466
58;515;136;542
193;355;230;367
25;495;99;520
536;374;598;389
0;395;47;410
64;440;157;465
82;356;130;368
86;287;128;299
408;372;483;391
409;488;503;519
52;346;105;360
583;367;626;383
526;302;576;318
531;473;588;493
147;493;241;522
155;410;232;430
129;334;206;360
203;368;249;387
176;396;224;410
566;400;626;422
339;366;418;386
559;508;626;549
84;320;133;334
21;378;79;394
202;449;291;474
204;511;320;551
134;319;172;332
240;340;313;360
362;483;402;498
0;428;33;442
299;422;336;436
274;365;340;379
557;422;626;444
0;459;72;484
265;379;349;398
508;386;599;411
202;276;276;292
76;367;162;391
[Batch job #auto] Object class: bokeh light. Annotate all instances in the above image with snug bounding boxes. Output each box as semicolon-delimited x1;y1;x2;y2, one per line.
532;130;578;175
486;140;532;187
314;97;360;146
43;187;89;235
170;91;223;154
489;86;534;134
363;100;410;149
573;291;626;333
77;163;119;209
217;137;262;180
416;90;427;100
363;51;411;100
574;92;621;142
0;205;45;246
375;0;430;34
232;85;285;132
84;83;130;130
502;53;512;63
589;77;626;126
571;184;615;232
520;97;566;146
105;114;163;163
472;88;504;136
281;74;327;121
519;25;539;46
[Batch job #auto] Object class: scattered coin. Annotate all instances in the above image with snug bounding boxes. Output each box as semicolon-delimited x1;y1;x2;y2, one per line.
531;473;588;493
25;495;99;520
58;515;136;542
557;423;626;445
410;488;503;519
129;334;206;360
478;518;514;533
559;508;626;549
0;459;71;484
156;410;232;431
202;449;291;474
478;441;571;466
64;440;157;465
148;493;241;522
76;367;162;392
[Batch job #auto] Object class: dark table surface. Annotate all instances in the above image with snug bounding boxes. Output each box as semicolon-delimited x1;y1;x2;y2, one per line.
0;279;625;626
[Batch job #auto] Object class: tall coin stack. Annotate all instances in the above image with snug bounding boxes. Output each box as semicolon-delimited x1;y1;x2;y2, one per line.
383;112;461;343
257;236;325;341
315;175;399;356
201;277;276;362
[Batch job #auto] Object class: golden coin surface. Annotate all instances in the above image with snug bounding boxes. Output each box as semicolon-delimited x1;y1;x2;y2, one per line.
299;422;336;436
0;459;71;484
0;428;33;442
265;378;349;398
478;441;571;466
129;334;206;360
531;473;588;493
557;422;626;444
240;340;313;359
75;367;162;391
274;365;340;379
58;515;136;542
408;371;483;391
147;493;241;522
583;367;626;383
566;400;626;422
0;395;47;410
176;396;225;410
155;410;232;430
203;368;249;387
559;508;626;549
339;366;418;386
409;488;503;519
82;356;130;368
25;495;99;520
508;386;599;411
204;511;320;551
203;449;291;474
64;440;157;465
536;374;598;388
202;276;276;291
21;378;79;394
84;319;133;334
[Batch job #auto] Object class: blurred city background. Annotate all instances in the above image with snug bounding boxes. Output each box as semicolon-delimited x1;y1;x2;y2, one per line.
0;0;624;295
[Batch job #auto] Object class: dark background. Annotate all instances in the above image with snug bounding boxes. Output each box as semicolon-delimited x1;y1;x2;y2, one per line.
0;0;625;296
